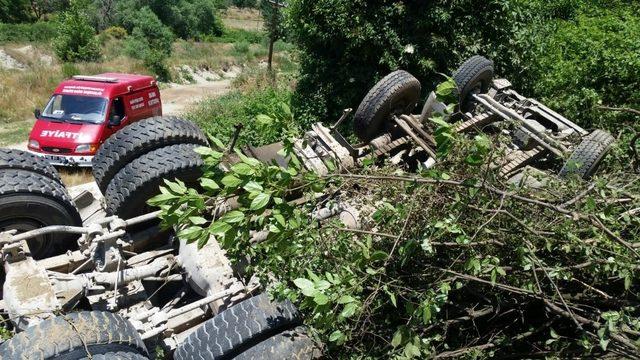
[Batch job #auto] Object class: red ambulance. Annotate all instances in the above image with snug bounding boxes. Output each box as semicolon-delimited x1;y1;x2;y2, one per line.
28;73;162;166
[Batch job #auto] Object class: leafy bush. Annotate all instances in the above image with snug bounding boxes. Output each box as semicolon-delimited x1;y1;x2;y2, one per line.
187;77;295;147
124;7;174;80
119;0;225;40
0;0;33;23
230;0;257;8
103;26;128;39
154;97;640;358
0;22;57;43
286;0;640;132
53;0;101;62
526;7;640;129
203;28;266;44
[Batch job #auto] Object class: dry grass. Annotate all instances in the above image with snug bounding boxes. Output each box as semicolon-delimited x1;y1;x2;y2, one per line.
221;6;264;30
59;168;94;187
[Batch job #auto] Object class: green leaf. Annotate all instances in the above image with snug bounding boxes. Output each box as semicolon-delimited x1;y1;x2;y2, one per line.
194;146;214;156
165;179;187;194
189;216;207;225
293;278;314;291
243;181;263;193
250;192;271;211
422;304;431;324
147;192;177;205
273;214;286;227
200;178;220;192
221;175;242;188
313;292;329;305
208;135;226;149
231;162;255;176
221;210;245;224
256;114;273;125
208;221;232;235
389;292;397;307
337;295;355;304
329;330;344;343
178;226;202;241
391;328;403;348
341;303;358;318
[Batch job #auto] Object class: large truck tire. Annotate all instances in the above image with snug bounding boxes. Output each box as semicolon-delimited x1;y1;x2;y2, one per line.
559;129;615;179
354;70;421;142
104;143;204;218
0;311;148;359
0;148;62;184
92;116;208;193
0;170;81;259
453;55;494;113
234;327;322;360
174;293;302;360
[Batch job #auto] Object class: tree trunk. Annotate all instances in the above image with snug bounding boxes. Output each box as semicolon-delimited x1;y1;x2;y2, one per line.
268;37;275;72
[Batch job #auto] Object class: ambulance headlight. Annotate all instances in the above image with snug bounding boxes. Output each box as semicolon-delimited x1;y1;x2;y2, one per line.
28;139;40;150
75;144;98;154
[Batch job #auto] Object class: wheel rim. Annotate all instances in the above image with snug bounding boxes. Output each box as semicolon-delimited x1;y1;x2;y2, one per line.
0;218;53;258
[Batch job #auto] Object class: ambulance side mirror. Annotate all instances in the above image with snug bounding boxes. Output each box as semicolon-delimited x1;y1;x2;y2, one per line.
109;115;122;127
34;108;41;119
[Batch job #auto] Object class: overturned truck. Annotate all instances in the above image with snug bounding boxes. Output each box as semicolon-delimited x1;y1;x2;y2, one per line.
0;56;614;359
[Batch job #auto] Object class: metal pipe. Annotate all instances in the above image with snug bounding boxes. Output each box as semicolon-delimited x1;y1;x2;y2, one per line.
124;211;162;227
394;116;437;158
166;288;236;319
4;225;89;244
473;94;566;158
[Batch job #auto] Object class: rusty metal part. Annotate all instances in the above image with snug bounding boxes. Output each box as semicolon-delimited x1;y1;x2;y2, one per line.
473;94;567;158
394;115;437;159
3;241;59;330
330;108;353;132
455;112;497;133
498;147;545;178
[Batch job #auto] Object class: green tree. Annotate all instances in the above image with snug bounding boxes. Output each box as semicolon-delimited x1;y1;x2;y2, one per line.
53;0;101;62
125;6;174;80
260;0;286;71
0;0;33;23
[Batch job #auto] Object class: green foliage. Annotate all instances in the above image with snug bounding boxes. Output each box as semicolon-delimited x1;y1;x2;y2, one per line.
53;0;101;62
0;0;33;23
230;0;257;8
124;7;174;80
526;6;640;129
187;79;295;147
286;0;640;134
0;22;57;43
203;27;266;44
103;26;128;39
260;0;285;42
61;62;80;78
119;0;225;40
152;80;640;358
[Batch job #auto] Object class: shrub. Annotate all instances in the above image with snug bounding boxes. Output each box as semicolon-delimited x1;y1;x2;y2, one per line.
103;26;128;39
231;0;257;8
53;0;101;62
0;22;57;43
155;89;640;358
187;77;294;147
286;0;639;132
125;7;174;80
204;28;266;44
526;7;640;130
120;0;225;40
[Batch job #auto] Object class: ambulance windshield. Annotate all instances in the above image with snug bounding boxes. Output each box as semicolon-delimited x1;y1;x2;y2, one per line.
41;95;108;124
